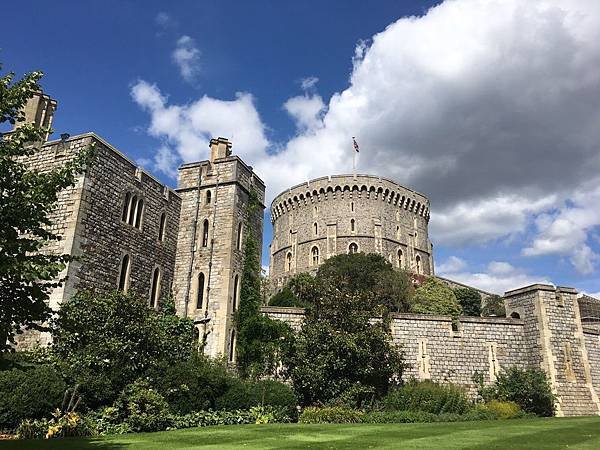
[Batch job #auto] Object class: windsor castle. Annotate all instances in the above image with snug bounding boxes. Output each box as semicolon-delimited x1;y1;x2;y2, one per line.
13;92;600;417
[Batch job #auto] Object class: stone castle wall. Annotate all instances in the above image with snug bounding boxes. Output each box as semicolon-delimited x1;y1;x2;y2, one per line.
173;144;265;359
270;175;433;287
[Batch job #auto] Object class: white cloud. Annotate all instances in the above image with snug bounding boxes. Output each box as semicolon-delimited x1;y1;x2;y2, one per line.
155;12;174;29
300;76;319;91
172;36;200;83
134;0;600;277
437;256;466;273
438;258;551;295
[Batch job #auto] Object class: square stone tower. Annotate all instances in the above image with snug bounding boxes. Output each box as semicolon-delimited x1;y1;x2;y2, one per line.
173;138;265;360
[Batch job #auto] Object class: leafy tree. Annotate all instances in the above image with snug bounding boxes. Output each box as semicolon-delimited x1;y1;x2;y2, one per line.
482;294;506;317
235;190;291;379
282;280;405;406
411;278;462;316
453;287;482;316
0;67;94;353
268;273;316;308
50;290;195;408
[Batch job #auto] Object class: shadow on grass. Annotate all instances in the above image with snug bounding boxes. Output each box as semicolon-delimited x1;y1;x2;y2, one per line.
0;437;130;450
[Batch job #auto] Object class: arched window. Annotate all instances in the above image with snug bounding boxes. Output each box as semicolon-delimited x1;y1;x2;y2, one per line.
202;219;209;247
313;222;318;236
350;218;356;232
286;252;292;272
349;243;358;254
150;267;161;308
158;212;166;241
197;273;205;309
118;254;131;292
127;196;138;225
314;205;318;215
311;246;319;265
397;249;404;268
510;311;521;319
289;229;293;244
134;198;144;229
396;226;400;240
415;254;422;274
236;222;243;250
232;275;239;311
228;329;236;363
206;190;212;204
351;202;354;212
122;193;131;222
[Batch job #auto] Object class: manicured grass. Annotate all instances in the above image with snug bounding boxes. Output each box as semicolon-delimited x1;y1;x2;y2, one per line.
2;417;600;449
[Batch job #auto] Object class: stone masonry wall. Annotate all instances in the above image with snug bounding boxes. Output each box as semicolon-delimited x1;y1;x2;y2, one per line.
270;175;433;288
584;330;600;398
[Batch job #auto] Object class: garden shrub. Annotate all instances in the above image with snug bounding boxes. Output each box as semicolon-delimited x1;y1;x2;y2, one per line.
299;407;365;424
481;368;555;417
216;379;297;416
480;400;522;419
411;278;462;316
383;381;470;415
0;365;66;429
113;380;172;432
16;412;95;439
364;410;437;423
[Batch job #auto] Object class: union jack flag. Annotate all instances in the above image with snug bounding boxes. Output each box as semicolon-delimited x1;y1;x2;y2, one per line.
352;137;359;153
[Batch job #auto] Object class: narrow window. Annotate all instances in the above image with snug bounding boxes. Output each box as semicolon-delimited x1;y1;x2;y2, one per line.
397;249;403;268
349;243;358;254
289;229;293;244
236;222;243;250
127;196;138;225
118;254;131;292
314;205;318;215
351;218;356;232
228;329;236;363
206;190;212;204
197;273;205;309
134;199;144;229
150;267;161;308
351;202;354;212
158;212;166;241
314;222;318;236
415;254;422;274
311;246;319;265
232;275;239;311
202;219;209;247
396;226;400;240
122;193;131;222
286;252;292;272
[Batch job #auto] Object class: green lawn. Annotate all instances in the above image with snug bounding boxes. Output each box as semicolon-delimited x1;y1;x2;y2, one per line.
2;417;600;449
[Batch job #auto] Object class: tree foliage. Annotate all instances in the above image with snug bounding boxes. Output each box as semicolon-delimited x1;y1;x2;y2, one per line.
482;294;506;317
235;189;291;379
411;278;462;316
453;287;482;316
0;66;94;352
50;290;195;408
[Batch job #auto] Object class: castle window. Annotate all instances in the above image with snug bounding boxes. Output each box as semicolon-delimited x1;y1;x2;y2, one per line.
134;199;144;229
351;219;356;232
415;254;422;274
236;222;243;250
286;252;292;272
206;190;212;205
202;219;209;247
349;242;358;254
122;193;131;222
127;196;138;225
232;275;239;311
197;273;205;309
289;229;293;244
311;246;319;265
228;329;236;363
397;249;404;269
314;222;318;236
118;253;131;292
351;202;354;212
158;212;166;242
150;267;161;308
314;205;318;215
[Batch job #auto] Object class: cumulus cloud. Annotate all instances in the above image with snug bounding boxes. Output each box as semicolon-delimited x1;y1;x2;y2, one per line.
133;0;600;275
172;35;200;82
438;257;551;294
300;76;319;91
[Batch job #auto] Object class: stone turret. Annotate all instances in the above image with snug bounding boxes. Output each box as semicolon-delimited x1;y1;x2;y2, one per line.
13;91;57;140
209;137;232;162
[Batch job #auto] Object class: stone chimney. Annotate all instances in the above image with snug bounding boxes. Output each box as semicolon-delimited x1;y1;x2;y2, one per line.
13;90;57;140
209;137;232;163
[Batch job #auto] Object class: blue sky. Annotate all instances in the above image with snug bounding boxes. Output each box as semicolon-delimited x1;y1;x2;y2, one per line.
4;0;600;296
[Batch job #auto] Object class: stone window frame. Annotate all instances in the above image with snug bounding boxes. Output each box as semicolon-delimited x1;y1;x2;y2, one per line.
117;252;132;292
196;272;206;310
348;242;359;254
311;245;320;266
350;218;356;233
158;210;167;242
397;247;404;269
201;219;210;247
121;191;145;230
206;190;212;205
285;252;293;272
236;221;243;251
149;266;161;309
231;274;240;312
415;254;422;274
228;328;237;363
313;222;318;236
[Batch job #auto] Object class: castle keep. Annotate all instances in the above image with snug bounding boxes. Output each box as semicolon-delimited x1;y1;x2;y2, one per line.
12;92;600;416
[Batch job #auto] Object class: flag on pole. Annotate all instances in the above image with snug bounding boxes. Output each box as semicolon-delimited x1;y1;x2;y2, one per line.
352;137;359;153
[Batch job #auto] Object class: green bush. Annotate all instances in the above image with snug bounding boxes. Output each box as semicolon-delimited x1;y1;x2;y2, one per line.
0;365;66;429
486;368;555;417
364;410;437;423
454;287;482;316
16;412;95;439
411;278;462;316
480;400;522;419
299;407;365;424
113;380;172;432
216;380;297;416
383;381;470;415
